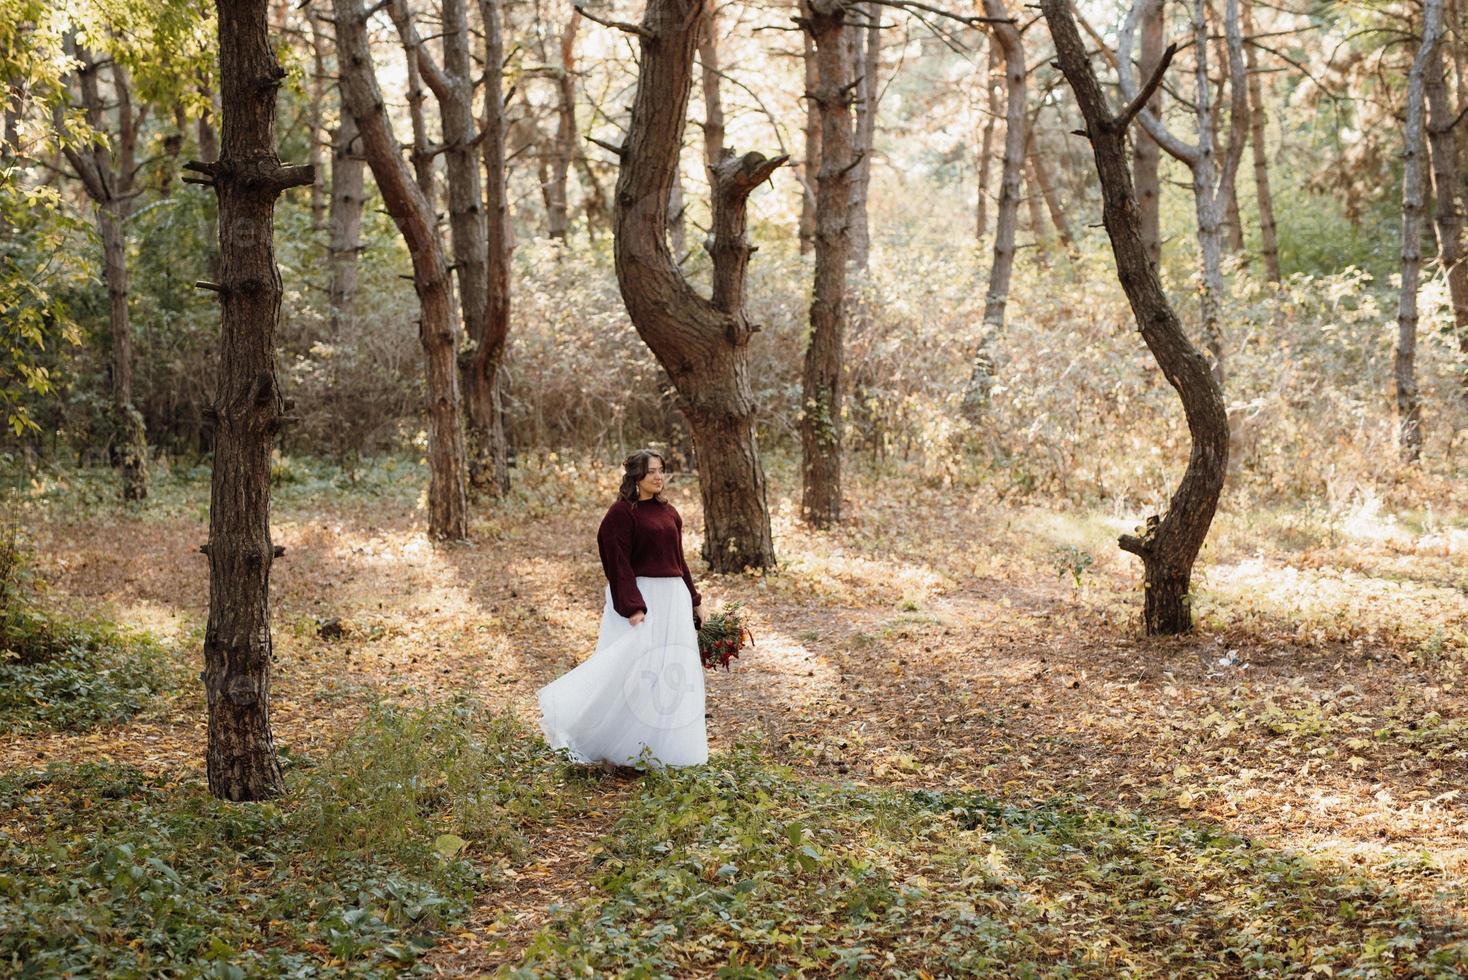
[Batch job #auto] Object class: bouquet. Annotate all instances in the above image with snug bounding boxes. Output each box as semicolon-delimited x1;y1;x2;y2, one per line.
697;602;754;671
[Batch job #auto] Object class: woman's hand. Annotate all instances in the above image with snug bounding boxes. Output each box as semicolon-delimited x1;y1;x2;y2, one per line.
629;611;646;626
692;604;703;631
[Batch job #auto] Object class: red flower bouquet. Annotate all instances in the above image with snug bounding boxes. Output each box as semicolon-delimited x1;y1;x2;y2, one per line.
697;602;754;671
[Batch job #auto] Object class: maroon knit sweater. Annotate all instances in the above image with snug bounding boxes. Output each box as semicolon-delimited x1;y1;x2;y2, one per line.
596;496;702;618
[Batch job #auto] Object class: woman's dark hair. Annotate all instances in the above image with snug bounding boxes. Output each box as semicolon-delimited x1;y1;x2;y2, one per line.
618;449;667;505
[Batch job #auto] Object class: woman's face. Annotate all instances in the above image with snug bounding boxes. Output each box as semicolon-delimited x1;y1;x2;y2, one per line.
636;456;665;498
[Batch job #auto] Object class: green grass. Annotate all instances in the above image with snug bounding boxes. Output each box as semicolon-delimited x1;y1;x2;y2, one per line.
0;697;583;978
511;736;1468;978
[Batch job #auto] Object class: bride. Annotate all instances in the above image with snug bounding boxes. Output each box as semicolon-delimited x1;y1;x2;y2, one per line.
537;449;709;775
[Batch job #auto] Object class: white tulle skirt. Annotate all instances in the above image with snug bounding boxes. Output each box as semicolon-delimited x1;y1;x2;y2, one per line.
538;576;708;771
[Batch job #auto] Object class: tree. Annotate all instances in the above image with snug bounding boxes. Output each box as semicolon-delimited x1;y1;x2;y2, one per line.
847;2;881;271
334;0;470;538
797;0;855;528
1133;0;1163;268
474;0;513;495
1424;11;1468;400
1040;0;1229;635
610;0;784;571
1241;0;1280;282
56;38;149;500
960;0;1025;420
193;0;315;800
1119;0;1248;388
1396;0;1446;462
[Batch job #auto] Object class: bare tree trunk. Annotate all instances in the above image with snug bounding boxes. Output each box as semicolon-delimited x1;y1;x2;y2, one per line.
1135;0;1163;268
307;11;330;231
699;12;725;166
1425;24;1468;400
198;82;221;279
1242;0;1279;282
848;3;880;271
976;37;1001;242
1398;0;1446;462
541;11;580;242
612;0;783;571
336;0;469;538
1120;0;1247;390
59;43;148;500
799;0;854;527
1028;137;1076;256
476;0;513;495
197;0;314;801
327;110;364;335
392;0;498;497
799;27;821;255
1042;0;1228;635
961;0;1025;421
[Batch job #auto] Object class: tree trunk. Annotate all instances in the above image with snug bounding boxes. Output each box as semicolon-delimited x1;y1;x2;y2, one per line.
961;0;1025;421
1398;0;1446;462
393;0;499;498
327;110;364;335
612;0;783;572
976;37;1001;242
1041;0;1229;635
699;12;725;167
307;11;330;231
1135;0;1163;269
1028;141;1076;257
542;11;580;242
1425;26;1468;401
198;0;314;801
799;27;821;255
335;0;470;538
476;0;513;495
799;0;854;528
198;83;221;279
1242;0;1280;282
61;44;148;500
848;3;880;271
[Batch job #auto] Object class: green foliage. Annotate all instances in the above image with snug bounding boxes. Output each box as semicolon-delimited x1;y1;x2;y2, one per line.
0;698;577;978
513;737;1467;976
0;520;170;732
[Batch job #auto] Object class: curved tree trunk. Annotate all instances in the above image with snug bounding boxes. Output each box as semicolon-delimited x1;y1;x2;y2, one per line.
1397;0;1446;462
1042;0;1229;635
612;0;783;572
961;0;1025;421
197;0;315;800
335;0;469;539
799;0;855;528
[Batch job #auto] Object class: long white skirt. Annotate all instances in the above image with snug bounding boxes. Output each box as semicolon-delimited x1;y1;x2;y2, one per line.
537;576;708;770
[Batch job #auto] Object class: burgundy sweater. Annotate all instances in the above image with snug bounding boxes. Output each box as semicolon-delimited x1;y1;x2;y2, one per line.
597;496;702;618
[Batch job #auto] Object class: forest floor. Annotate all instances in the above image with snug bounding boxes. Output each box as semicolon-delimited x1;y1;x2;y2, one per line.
3;453;1466;976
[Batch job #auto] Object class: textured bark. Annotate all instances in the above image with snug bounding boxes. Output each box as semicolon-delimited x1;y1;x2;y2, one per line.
476;0;513;495
1242;0;1279;282
1397;0;1446;462
542;11;580;242
976;37;1000;241
1134;0;1163;268
335;0;469;538
612;0;781;571
327;109;365;335
200;0;314;801
799;27;821;255
1425;28;1468;400
961;0;1025;421
59;43;148;500
800;0;854;528
1042;0;1229;635
848;3;880;271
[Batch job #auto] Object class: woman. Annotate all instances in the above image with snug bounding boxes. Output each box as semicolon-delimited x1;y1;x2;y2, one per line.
537;449;709;775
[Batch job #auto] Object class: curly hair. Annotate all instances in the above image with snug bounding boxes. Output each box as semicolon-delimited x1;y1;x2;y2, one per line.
617;449;668;506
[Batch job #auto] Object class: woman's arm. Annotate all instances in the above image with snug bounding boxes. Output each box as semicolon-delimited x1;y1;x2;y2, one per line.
673;509;703;626
597;502;647;619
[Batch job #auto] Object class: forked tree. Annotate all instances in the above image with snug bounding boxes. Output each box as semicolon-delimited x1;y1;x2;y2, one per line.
1040;0;1229;635
190;0;314;800
609;0;785;571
